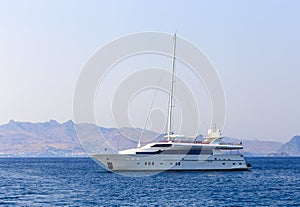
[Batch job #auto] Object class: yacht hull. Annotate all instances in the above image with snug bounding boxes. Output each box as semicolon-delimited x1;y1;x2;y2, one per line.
93;154;250;171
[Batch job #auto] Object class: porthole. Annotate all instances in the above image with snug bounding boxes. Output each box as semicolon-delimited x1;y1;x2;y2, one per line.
152;162;154;165
160;163;163;165
145;162;147;165
239;163;242;165
233;163;235;165
137;162;140;165
222;163;225;165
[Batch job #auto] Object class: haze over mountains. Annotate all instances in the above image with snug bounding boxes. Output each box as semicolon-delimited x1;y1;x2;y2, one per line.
0;120;299;157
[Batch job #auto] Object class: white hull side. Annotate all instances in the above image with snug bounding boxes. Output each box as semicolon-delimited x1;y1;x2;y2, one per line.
93;154;250;171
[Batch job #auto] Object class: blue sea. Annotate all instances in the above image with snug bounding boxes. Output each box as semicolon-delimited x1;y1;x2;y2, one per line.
0;157;299;206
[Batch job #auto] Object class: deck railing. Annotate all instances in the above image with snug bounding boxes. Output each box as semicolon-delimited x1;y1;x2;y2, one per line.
159;140;243;146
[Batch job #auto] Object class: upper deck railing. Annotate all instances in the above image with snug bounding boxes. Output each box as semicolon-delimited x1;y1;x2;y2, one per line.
159;139;243;146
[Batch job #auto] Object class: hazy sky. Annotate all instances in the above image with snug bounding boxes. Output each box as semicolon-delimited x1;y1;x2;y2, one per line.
0;0;299;142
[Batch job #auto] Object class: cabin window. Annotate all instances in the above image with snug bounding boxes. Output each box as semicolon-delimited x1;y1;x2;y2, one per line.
239;163;242;165
160;162;163;165
145;162;147;165
136;151;161;155
222;163;225;165
175;162;180;166
137;162;140;165
233;163;235;165
161;150;187;154
151;144;172;148
152;162;154;165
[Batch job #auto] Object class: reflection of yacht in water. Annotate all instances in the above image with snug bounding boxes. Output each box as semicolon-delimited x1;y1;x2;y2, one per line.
93;34;251;171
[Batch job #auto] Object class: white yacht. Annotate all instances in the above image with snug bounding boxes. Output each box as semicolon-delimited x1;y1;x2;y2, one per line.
94;131;251;171
93;34;251;171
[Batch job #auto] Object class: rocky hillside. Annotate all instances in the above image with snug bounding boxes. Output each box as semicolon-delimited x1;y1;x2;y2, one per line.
0;120;161;157
0;120;83;157
0;120;299;157
277;136;300;156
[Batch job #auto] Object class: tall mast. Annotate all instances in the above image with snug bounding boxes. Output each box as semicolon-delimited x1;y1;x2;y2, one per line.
167;33;177;141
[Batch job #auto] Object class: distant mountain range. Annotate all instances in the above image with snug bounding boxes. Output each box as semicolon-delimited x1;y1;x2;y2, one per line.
277;135;300;156
0;120;299;157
